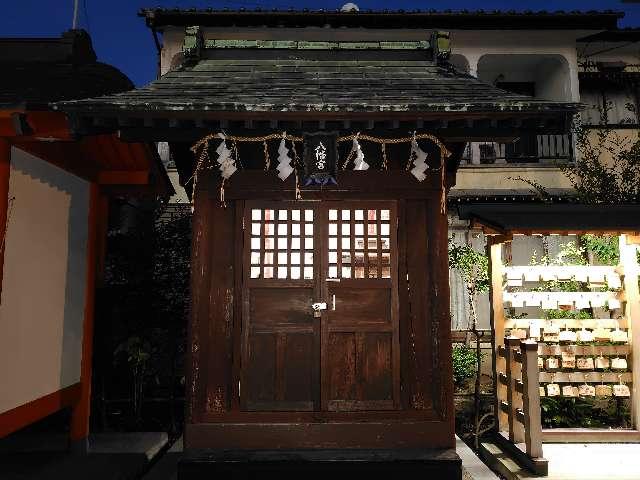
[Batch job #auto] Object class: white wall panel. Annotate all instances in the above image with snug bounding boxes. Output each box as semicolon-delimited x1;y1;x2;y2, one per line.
0;148;89;414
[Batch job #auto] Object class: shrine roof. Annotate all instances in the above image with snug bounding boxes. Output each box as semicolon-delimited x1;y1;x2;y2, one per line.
0;30;132;110
139;8;622;31
457;203;640;233
54;57;581;117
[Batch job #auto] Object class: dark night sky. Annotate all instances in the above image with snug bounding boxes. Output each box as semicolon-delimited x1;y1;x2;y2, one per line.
2;1;639;86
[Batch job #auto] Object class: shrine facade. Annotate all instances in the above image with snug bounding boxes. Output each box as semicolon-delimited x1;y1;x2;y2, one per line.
55;9;580;477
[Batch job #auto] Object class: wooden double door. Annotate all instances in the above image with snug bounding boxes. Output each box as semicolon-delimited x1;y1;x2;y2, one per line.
241;201;400;412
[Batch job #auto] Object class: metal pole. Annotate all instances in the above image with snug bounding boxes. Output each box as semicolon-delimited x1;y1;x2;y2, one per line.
72;0;79;29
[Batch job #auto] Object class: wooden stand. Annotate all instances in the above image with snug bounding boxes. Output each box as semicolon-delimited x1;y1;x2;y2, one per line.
489;233;640;458
621;234;640;429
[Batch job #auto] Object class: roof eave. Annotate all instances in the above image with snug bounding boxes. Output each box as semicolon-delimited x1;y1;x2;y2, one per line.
138;8;623;31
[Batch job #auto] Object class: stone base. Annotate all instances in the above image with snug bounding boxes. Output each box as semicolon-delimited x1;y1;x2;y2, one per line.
178;448;462;479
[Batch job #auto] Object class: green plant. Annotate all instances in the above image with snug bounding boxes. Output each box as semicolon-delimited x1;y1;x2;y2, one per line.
542;309;592;320
100;202;191;433
529;242;588;267
512;102;640;205
533;279;586;292
449;240;491;449
448;242;490;294
581;234;620;265
452;344;479;388
541;396;630;429
564;105;640;204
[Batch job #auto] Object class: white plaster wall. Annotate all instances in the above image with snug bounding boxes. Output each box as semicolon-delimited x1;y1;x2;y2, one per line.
536;57;572;101
160;27;186;76
450;30;585;101
0;148;89;414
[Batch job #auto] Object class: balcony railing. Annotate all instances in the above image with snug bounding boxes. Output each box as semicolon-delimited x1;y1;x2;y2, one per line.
460;134;573;166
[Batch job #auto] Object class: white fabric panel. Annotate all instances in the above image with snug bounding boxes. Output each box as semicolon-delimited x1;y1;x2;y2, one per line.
0;148;89;414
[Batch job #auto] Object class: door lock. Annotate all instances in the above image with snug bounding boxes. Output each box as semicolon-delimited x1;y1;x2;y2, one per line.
312;302;327;318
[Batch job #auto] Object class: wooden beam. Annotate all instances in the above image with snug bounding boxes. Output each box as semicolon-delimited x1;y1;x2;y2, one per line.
97;170;149;185
0;138;10;302
488;241;508;434
0;383;81;438
620;234;640;430
487;234;513;246
627;235;640;245
520;341;542;459
20;112;72;141
541;428;640;443
70;183;99;449
14;142;96;182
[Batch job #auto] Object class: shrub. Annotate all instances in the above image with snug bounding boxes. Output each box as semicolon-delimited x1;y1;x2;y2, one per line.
452;344;479;388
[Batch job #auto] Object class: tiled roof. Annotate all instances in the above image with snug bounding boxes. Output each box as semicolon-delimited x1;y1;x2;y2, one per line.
140;8;622;30
578;28;640;42
1;62;132;109
54;58;580;116
0;30;132;109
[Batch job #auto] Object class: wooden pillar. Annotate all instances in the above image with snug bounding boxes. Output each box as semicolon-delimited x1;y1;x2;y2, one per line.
488;238;508;433
0;138;11;302
620;234;640;429
521;341;542;459
504;337;524;443
70;182;99;451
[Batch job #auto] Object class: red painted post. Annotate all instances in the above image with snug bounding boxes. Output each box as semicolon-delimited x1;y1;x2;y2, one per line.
70;182;99;452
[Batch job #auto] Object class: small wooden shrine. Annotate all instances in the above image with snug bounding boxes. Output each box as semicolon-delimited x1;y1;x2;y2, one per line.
56;9;580;477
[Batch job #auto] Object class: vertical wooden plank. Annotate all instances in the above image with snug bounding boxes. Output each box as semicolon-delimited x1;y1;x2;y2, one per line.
364;208;370;277
521;341;543;459
0;138;11;302
405;200;432;412
620;234;640;429
205;199;235;414
504;337;516;442
376;208;383;278
511;349;525;444
320;204;330;411
314;204;324;411
70;182;99;447
505;337;525;444
185;186;214;427
390;202;401;409
396;200;409;409
275;333;286;402
355;331;365;401
488;240;508;432
230;200;244;411
426;195;454;440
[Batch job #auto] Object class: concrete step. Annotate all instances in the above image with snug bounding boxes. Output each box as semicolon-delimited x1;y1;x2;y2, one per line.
479;442;539;480
0;432;169;480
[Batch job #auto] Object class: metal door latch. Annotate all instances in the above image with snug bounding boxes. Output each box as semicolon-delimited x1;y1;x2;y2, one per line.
312;302;327;317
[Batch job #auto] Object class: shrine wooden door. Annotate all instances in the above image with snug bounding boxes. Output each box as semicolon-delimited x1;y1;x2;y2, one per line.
241;201;400;412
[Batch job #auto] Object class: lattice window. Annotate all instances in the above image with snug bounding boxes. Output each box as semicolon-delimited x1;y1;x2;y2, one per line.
328;208;391;279
249;208;314;279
